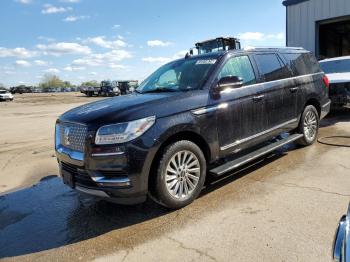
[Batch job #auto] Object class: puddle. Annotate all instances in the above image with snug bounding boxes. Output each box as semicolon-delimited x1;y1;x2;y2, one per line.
0;177;167;258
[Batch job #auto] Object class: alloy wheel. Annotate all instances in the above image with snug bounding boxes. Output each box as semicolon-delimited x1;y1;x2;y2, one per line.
165;150;201;199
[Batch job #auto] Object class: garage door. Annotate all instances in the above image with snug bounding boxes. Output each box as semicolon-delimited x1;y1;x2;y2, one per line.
318;16;350;59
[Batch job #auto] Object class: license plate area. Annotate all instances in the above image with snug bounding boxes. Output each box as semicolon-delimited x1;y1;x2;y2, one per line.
61;169;75;188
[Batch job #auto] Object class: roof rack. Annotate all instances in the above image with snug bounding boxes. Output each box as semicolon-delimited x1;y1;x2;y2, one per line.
188;37;241;57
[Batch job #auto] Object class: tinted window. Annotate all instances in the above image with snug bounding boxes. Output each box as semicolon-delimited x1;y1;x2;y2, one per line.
218;56;256;86
255;54;291;82
283;52;321;75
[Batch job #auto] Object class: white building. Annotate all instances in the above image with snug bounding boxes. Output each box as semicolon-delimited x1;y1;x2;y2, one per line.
283;0;350;59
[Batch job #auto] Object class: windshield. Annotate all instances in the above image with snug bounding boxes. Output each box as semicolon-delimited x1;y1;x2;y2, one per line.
320;59;350;74
0;90;7;94
137;57;218;93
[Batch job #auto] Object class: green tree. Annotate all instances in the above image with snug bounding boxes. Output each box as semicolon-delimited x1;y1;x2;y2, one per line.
39;74;65;91
81;80;99;87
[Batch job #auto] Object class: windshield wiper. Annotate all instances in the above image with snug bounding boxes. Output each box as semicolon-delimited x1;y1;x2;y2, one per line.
141;87;179;94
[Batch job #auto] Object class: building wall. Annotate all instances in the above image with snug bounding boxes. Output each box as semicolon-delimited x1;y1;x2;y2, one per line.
286;0;350;53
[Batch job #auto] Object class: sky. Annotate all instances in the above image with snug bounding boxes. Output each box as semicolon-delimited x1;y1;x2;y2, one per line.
0;0;286;87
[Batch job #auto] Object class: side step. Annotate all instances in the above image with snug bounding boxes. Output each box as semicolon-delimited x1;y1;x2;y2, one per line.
210;133;303;177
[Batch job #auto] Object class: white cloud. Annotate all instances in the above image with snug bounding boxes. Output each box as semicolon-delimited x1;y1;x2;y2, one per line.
34;60;49;66
84;36;126;49
45;68;60;73
238;32;265;41
36;42;91;56
108;63;126;69
41;4;72;14
142;57;171;64
238;32;285;42
60;0;81;3
14;0;32;4
173;50;188;59
15;60;31;67
0;47;37;58
266;33;284;40
142;50;189;65
63;66;86;71
38;36;56;42
112;24;121;29
147;40;172;47
89;72;97;76
72;50;132;67
63;15;89;22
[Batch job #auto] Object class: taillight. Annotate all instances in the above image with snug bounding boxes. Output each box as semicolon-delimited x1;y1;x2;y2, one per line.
323;75;330;89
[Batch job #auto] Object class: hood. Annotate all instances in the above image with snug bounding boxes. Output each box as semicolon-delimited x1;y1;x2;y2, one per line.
59;91;209;126
326;72;350;84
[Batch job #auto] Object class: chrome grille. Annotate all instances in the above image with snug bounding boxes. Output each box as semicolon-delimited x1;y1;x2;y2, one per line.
59;122;88;152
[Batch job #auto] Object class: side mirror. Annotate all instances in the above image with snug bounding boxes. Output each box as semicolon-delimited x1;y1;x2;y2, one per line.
217;76;243;90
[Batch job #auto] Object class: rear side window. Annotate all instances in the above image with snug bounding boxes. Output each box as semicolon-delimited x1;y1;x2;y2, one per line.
254;54;291;82
218;55;256;86
282;52;321;76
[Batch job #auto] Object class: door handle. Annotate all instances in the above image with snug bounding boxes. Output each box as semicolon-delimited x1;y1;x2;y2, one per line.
252;95;264;102
289;87;299;93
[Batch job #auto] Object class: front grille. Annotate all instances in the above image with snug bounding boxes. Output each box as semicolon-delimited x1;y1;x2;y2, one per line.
59;122;88;152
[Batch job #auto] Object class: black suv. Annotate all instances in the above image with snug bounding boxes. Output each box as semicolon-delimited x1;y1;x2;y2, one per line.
55;47;330;209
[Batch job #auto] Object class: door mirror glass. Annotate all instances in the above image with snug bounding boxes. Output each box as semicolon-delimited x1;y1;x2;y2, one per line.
217;76;243;90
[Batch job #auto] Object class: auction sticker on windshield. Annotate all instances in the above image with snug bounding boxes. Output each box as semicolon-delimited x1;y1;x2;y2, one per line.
195;59;217;65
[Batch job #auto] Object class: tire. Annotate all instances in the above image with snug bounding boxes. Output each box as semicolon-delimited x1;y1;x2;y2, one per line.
296;105;319;146
152;140;207;209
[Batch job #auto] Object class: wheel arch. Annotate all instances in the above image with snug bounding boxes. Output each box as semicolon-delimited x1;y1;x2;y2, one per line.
148;130;211;192
304;98;321;117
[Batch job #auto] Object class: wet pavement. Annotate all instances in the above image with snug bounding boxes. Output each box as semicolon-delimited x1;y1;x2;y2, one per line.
0;177;171;258
0;110;350;261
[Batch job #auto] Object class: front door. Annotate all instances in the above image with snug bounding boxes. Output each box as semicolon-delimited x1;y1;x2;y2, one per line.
211;55;267;154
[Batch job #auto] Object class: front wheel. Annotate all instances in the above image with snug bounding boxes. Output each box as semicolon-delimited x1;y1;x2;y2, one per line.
152;140;206;209
296;105;319;146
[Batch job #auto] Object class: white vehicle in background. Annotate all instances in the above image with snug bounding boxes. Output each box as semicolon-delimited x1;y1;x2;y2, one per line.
0;90;14;101
320;56;350;109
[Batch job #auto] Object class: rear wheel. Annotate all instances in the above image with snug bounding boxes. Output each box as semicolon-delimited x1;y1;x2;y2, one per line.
296;105;319;146
152;140;206;209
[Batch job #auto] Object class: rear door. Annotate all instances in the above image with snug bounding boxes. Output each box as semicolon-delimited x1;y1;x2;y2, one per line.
253;53;297;132
211;55;267;154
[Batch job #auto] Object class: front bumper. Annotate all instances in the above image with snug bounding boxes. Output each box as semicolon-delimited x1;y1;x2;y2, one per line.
0;96;13;101
333;203;350;262
55;124;158;205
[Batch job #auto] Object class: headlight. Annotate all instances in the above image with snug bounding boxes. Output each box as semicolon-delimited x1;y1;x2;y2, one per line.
95;116;156;145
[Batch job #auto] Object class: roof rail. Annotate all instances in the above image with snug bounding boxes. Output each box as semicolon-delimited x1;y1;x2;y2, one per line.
243;46;304;51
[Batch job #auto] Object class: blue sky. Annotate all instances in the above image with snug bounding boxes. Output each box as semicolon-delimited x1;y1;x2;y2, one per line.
0;0;286;87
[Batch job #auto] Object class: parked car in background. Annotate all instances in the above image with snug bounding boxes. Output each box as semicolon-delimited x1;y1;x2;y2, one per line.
55;47;330;209
0;90;14;101
81;81;121;97
10;85;32;94
333;203;350;262
320;56;350;109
